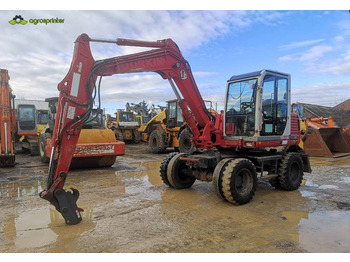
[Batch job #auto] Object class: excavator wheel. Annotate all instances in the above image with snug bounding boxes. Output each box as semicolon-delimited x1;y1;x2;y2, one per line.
277;153;303;191
166;153;196;189
39;133;51;163
149;129;166;153
212;158;233;199
178;128;195;154
217;158;257;205
159;152;179;187
268;177;283;189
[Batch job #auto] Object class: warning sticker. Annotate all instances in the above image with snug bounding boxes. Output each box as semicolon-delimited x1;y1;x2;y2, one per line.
67;106;75;119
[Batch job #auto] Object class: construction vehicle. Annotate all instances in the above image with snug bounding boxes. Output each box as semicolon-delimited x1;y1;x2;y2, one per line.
141;99;195;154
0;69;16;167
39;34;311;225
39;97;125;168
107;110;141;143
292;104;350;158
15;99;49;155
136;114;150;131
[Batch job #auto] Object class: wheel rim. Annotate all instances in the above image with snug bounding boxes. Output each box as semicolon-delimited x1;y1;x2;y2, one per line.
176;161;191;183
182;137;192;151
234;168;253;195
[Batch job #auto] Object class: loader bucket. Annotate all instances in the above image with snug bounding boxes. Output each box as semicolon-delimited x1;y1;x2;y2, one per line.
304;128;350;158
343;129;350;147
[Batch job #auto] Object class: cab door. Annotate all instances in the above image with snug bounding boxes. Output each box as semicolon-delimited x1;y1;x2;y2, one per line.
261;75;288;136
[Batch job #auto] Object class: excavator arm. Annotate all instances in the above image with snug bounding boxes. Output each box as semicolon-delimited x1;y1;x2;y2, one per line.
39;33;216;224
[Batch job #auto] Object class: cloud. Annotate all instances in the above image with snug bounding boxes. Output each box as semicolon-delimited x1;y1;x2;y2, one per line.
299;45;333;62
292;81;350;106
279;39;324;51
1;10;287;113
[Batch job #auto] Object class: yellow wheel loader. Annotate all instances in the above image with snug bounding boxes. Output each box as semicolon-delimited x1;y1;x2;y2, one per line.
107;110;141;143
141;100;195;154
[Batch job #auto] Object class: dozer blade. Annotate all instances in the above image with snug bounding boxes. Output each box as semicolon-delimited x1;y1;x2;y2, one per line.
304;128;350;158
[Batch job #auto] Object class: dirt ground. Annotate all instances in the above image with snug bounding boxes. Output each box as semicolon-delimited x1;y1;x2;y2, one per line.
0;143;349;253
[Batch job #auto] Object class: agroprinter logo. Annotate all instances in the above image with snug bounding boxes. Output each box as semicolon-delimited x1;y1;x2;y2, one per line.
9;15;27;25
9;15;64;25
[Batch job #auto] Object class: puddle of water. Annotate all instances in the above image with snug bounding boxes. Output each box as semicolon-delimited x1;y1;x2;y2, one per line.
310;156;350;167
342;177;350;183
305;179;319;188
0;180;46;199
7;176;30;181
318;185;339;190
281;210;350;252
298;210;350;252
2;205;95;252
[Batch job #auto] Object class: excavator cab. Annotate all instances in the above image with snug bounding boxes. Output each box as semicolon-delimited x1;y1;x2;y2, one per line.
17;104;37;134
225;70;291;139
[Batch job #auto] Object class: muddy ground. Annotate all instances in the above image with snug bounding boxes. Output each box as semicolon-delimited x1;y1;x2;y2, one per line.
0;143;349;253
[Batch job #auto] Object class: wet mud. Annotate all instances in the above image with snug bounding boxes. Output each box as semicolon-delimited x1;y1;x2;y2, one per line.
0;144;349;253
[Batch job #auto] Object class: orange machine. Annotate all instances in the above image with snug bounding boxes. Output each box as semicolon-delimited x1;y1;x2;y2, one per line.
303;116;350;158
0;69;16;167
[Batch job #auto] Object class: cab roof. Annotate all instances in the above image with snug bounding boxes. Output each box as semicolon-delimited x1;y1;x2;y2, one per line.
228;69;289;82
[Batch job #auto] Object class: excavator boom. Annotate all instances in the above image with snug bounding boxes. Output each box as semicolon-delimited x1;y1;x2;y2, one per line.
39;34;215;224
0;69;16;167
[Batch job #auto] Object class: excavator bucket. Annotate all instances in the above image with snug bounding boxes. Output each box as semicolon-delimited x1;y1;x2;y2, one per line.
304;127;350;158
70;128;125;169
343;129;350;147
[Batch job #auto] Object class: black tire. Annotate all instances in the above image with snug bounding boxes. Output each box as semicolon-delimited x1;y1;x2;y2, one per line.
278;153;304;191
220;158;257;205
160;152;179;187
30;144;39;156
114;129;124;141
148;130;166;153
133;129;141;144
39;133;51;163
268;177;283;189
167;153;196;189
178;128;195;154
212;158;233;200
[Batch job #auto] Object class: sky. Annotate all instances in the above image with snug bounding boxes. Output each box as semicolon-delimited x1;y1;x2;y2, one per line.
1;5;350;114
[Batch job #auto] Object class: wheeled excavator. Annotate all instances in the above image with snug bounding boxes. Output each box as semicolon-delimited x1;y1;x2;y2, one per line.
39;34;311;225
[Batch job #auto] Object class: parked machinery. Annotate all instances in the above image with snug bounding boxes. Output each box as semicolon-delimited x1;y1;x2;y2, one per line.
39;97;125;168
107;110;141;143
141;99;195;154
0;69;16;167
15;100;49;155
39;34;311;225
292;104;350;158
